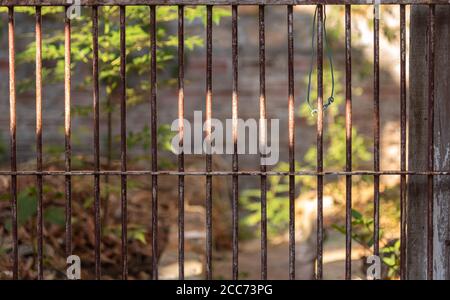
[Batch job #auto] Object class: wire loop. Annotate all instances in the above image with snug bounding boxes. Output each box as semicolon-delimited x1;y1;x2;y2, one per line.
306;5;335;115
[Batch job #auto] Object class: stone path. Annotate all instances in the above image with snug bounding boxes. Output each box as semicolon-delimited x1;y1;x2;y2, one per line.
159;222;366;280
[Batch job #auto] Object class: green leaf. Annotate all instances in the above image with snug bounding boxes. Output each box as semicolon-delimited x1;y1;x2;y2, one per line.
351;209;363;220
129;227;147;245
382;255;396;267
332;224;346;235
44;206;65;226
5;188;37;231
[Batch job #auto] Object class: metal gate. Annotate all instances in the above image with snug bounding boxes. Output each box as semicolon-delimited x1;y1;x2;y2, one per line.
0;0;443;280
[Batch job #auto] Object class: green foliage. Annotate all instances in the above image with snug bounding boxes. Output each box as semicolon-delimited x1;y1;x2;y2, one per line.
105;224;148;245
13;6;229;166
303;118;371;170
4;186;65;231
126;124;175;153
333;208;400;279
240;6;374;239
380;239;400;278
125;124;176;168
43;206;66;226
15;6;229;105
0;7;231;245
332;209;376;249
241;162;301;236
128;226;148;245
13;187;38;229
301;66;371;170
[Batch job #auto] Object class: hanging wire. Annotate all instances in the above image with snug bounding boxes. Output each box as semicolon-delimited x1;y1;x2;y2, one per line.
306;6;335;115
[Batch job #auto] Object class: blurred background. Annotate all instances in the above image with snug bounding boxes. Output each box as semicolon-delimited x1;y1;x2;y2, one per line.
0;5;406;279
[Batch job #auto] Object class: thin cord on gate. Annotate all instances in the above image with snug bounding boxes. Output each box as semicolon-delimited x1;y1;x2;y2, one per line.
306;6;335;115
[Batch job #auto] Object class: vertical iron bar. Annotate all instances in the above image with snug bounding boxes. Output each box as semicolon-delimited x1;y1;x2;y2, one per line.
35;5;43;280
150;5;158;280
345;4;352;281
92;5;101;280
231;4;239;280
258;5;267;281
287;4;295;281
316;4;324;280
64;5;72;261
8;6;18;280
205;4;213;280
373;2;380;260
104;70;112;228
177;4;185;280
120;5;128;280
427;3;435;281
399;3;406;281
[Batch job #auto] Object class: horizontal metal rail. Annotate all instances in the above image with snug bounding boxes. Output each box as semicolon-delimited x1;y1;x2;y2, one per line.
0;0;448;6
0;170;449;176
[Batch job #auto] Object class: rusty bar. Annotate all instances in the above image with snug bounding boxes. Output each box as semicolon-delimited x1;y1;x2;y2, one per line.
427;3;435;281
150;4;159;280
231;4;239;280
3;169;450;176
373;2;380;259
105;64;112;230
345;3;352;281
64;6;72;261
119;5;128;280
8;6;18;280
399;3;406;280
316;4;324;280
104;108;112;225
287;4;295;280
104;0;112;229
177;4;185;280
92;5;101;280
258;4;267;281
205;4;213;280
0;0;449;6
35;5;43;280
